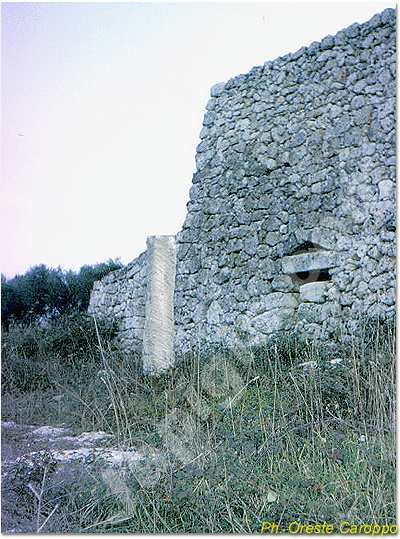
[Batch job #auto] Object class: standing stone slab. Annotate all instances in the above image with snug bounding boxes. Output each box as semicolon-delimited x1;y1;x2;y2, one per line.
142;236;176;374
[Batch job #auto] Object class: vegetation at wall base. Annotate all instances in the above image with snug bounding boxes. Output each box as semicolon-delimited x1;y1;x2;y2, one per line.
1;316;395;533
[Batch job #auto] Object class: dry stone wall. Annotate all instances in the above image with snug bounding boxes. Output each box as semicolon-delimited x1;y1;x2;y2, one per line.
174;8;396;352
89;8;396;361
88;252;147;352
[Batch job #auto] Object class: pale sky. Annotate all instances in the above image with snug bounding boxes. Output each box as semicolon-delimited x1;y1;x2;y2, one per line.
1;1;395;278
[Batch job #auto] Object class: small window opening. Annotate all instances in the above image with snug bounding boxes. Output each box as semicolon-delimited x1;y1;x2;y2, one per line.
291;268;332;285
290;241;323;255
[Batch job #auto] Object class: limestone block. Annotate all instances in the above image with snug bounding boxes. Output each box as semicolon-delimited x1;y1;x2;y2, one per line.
298;302;339;324
251;308;296;334
297;304;322;324
378;179;394;200
271;275;295;292
309;229;336;250
281;251;338;274
193;302;207;323
299;282;329;303
302;324;322;340
264;292;299;311
121;316;145;331
210;82;226;97
249;292;299;316
206;300;223;325
247;276;272;297
142;236;176;375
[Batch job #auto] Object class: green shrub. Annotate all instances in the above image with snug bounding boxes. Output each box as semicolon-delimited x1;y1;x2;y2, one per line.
1;313;117;393
1;259;123;329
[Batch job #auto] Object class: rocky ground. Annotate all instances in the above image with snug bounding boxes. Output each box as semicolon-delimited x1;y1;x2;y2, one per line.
1;421;146;533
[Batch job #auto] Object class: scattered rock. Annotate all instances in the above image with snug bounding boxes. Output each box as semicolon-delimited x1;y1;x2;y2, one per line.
1;421;148;533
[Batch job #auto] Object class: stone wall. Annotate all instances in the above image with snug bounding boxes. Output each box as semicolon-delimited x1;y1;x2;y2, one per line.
174;8;396;352
89;8;396;360
88;251;147;352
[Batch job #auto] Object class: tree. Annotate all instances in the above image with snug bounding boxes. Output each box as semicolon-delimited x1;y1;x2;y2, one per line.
1;259;123;328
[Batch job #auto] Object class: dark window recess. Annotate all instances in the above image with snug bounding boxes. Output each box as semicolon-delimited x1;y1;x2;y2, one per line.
289;241;323;255
291;268;331;285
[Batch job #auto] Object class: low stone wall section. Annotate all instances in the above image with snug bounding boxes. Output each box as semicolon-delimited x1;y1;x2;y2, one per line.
88;252;147;352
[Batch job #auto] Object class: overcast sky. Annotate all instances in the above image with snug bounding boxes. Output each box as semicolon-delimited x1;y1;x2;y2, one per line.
1;1;395;278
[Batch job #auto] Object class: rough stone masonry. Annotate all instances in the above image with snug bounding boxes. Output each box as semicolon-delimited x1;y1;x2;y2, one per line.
89;8;396;371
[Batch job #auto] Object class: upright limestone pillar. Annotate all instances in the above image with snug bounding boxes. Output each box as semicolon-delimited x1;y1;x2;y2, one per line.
142;235;176;374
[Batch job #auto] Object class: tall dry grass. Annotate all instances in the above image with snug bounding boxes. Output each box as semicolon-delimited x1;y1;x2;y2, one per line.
2;315;396;532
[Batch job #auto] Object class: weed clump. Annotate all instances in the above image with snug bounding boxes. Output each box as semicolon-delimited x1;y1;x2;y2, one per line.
2;313;117;393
